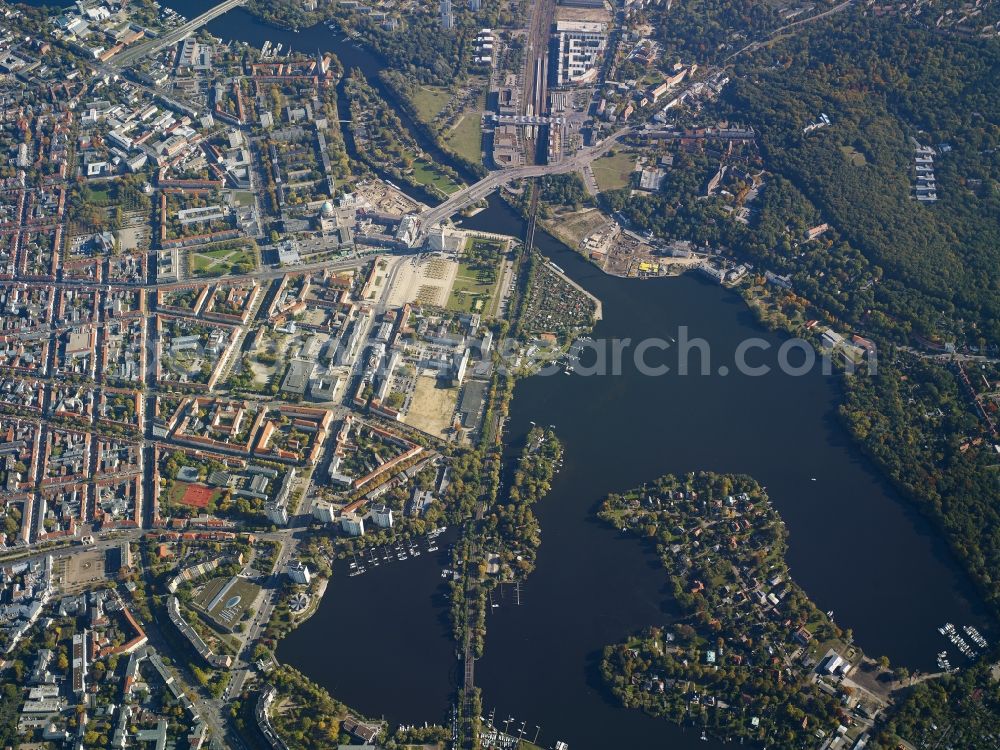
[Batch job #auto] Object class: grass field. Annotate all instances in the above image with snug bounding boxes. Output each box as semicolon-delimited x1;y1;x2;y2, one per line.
195;575;261;633
85;184;114;205
232;190;255;207
447;257;500;313
412;85;452;123
444;113;485;165
840;145;868;166
591;151;637;192
190;246;257;276
412;158;462;195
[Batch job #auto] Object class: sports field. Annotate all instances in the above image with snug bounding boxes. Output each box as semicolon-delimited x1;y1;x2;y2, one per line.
167;481;221;509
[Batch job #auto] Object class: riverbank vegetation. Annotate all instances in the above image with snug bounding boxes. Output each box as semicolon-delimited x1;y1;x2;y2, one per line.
240;665;350;748
595;4;1000;680
481;426;562;580
596;7;999;350
344;70;464;197
841;354;1000;611
721;16;1000;347
245;0;326;30
599;471;878;747
381;71;489;178
448;427;562;655
873;664;1000;750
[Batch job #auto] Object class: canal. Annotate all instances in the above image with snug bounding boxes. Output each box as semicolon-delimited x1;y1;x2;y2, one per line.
126;3;991;746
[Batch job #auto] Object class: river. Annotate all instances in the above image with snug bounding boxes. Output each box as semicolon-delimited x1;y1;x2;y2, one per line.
75;1;993;746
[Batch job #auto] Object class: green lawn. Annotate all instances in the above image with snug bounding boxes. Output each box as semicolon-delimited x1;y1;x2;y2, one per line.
190;246;257;276
232;190;256;207
443;89;486;165
412;158;463;195
591;151;637;192
444;112;485;165
86;184;114;205
196;576;262;631
447;257;500;314
411;85;452;124
839;145;868;166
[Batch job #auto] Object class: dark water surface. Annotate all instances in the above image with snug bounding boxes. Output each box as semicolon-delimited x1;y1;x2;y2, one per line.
460;200;991;749
90;2;990;744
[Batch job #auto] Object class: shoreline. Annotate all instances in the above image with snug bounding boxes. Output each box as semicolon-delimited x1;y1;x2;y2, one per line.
542;258;604;321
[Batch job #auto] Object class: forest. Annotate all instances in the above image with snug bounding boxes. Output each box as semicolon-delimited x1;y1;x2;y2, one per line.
841;353;1000;612
721;12;1000;346
598;148;725;245
536;173;592;210
873;665;1000;749
354;13;470;86
608;5;999;349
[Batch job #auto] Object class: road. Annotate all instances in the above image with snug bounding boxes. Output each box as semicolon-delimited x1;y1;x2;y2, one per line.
112;0;249;68
220;531;297;703
0;529;146;567
724;0;855;62
0;3;875;747
417;125;632;234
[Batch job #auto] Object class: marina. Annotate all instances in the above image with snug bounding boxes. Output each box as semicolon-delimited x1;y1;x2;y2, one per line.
938;622;989;660
346;529;448;577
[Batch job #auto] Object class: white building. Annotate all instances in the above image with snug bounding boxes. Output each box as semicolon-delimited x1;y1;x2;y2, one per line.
341;512;365;537
553;21;607;86
371;504;394;528
265;503;289;526
312;501;336;524
440;0;454;28
287;561;311;585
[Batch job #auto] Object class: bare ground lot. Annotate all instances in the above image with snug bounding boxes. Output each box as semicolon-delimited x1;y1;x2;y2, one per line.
542;207;611;250
56;549;107;593
384;255;459;308
403;375;459;439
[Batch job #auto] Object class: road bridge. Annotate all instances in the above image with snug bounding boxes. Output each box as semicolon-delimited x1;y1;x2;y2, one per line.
113;0;248;67
416;126;631;237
